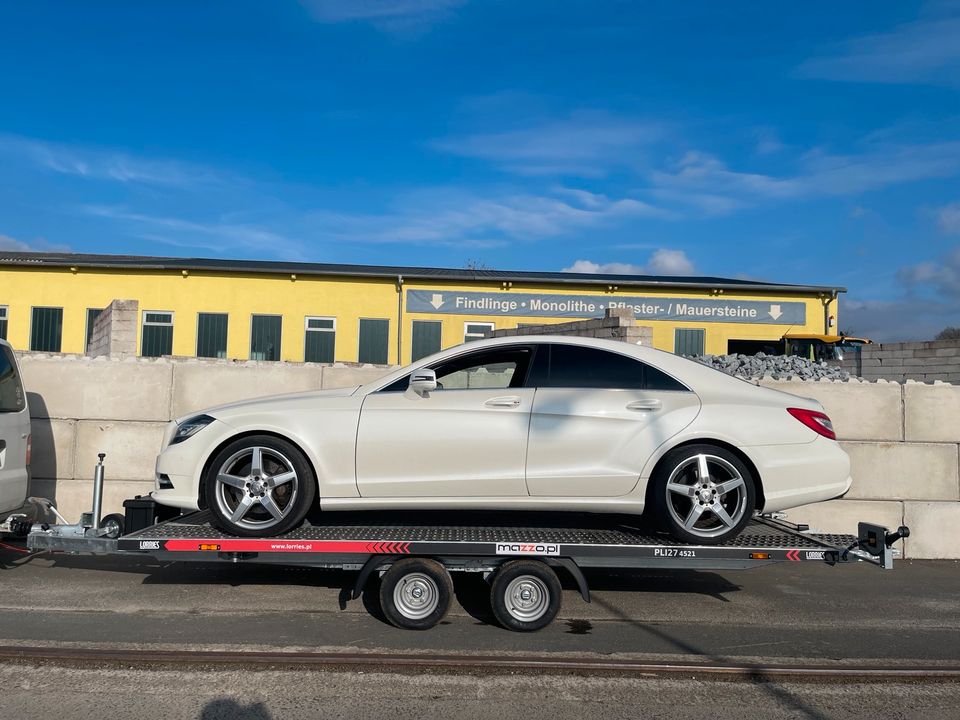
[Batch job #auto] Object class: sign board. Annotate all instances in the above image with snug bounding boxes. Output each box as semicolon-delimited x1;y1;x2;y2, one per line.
406;289;805;325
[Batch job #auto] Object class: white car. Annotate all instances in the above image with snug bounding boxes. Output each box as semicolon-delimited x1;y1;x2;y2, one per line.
0;339;30;521
153;336;851;544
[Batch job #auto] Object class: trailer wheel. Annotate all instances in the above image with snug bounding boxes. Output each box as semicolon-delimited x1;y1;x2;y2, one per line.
490;560;561;632
379;558;453;630
100;513;125;539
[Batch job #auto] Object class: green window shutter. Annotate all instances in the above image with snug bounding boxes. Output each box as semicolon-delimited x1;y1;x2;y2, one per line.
358;318;389;364
85;308;103;351
0;307;7;340
141;312;174;357
411;320;441;361
197;313;228;358
304;317;335;363
30;307;63;352
251;315;282;361
674;328;705;357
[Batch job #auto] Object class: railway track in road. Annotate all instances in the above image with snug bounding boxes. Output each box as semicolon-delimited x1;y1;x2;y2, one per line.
1;645;959;681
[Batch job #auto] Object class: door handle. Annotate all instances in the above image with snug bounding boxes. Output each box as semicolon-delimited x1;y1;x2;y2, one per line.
485;396;522;408
626;399;662;411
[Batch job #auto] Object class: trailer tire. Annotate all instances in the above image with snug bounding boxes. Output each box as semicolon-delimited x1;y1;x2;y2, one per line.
100;513;125;539
379;558;453;630
490;560;561;632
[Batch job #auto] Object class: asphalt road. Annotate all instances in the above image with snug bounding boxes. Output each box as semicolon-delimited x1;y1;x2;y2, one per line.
1;543;958;719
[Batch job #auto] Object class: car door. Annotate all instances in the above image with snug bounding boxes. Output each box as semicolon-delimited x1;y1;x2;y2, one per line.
0;343;30;515
525;343;701;497
356;345;535;498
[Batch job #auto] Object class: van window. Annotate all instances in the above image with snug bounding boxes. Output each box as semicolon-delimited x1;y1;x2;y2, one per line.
0;346;26;413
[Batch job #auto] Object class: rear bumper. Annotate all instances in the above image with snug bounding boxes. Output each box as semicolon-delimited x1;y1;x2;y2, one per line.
747;437;852;513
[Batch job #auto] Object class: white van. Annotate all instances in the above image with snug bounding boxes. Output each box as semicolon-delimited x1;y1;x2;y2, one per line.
0;339;30;519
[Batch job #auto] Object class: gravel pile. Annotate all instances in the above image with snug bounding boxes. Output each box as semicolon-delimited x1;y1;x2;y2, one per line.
693;353;852;381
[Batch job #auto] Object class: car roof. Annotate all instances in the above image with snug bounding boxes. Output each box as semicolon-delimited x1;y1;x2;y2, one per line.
360;334;741;394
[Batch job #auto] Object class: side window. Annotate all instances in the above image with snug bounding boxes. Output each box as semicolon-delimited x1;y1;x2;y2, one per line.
378;346;532;392
0;345;25;413
533;344;688;391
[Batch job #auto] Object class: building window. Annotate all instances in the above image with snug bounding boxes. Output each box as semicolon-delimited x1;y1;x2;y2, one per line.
304;316;335;363
358;318;389;364
674;328;705;357
30;307;63;352
250;315;282;361
411;320;442;361
0;306;7;340
464;322;494;343
197;313;228;359
141;311;174;357
85;308;103;351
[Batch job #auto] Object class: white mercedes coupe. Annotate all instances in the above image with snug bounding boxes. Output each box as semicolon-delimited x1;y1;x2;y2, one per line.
152;336;851;544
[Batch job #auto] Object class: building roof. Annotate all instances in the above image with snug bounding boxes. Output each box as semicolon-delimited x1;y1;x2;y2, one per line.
0;251;846;295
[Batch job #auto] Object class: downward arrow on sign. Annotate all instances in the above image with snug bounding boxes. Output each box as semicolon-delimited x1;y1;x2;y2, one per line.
430;294;445;309
768;304;783;320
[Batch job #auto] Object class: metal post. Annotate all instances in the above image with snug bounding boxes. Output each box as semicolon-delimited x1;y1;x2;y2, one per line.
91;453;106;530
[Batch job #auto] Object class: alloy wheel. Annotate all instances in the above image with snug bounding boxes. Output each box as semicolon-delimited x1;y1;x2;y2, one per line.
213;446;300;531
665;453;748;540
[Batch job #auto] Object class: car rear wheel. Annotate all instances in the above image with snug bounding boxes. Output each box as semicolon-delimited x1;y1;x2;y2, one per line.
650;444;756;545
204;435;316;537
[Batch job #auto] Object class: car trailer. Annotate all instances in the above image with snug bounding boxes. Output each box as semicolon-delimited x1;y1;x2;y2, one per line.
5;455;910;632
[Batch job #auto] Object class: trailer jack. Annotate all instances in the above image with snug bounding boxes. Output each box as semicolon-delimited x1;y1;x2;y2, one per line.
15;453;126;552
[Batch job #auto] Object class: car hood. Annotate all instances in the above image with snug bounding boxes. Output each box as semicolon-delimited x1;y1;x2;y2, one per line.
177;386;361;423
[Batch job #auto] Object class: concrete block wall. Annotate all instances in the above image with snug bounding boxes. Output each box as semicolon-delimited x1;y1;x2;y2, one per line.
87;299;139;358
18;353;391;522
760;379;960;559
840;340;960;384
489;307;654;345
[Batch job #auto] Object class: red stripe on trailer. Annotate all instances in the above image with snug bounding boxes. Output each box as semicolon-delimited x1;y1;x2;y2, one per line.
162;539;413;554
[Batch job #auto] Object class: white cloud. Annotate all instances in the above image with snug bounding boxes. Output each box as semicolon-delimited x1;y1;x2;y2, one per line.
307;188;667;246
898;246;960;298
798;8;960;85
0;233;70;253
432;112;663;177
938;202;960;234
300;0;465;31
647;248;696;275
842;297;960;342
562;249;695;277
0;133;224;187
652;141;960;209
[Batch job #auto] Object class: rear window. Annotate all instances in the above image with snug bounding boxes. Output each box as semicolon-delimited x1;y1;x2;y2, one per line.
0;346;26;413
528;344;690;392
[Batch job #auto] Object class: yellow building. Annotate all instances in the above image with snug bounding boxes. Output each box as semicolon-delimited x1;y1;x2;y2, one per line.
0;252;843;364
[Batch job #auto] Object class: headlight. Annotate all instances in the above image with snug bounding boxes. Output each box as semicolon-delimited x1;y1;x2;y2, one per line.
169;414;215;445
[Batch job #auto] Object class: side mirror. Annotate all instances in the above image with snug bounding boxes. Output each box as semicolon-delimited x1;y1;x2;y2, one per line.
409;368;437;396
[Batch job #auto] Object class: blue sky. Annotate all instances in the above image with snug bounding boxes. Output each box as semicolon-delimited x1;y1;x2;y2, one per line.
1;1;960;340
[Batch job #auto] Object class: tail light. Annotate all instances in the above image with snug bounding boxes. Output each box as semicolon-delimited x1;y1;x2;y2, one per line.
25;434;32;467
787;408;836;440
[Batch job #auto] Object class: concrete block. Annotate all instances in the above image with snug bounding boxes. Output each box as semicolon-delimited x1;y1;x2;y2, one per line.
75;421;167;481
841;441;960;501
28;418;76;481
171;362;322;417
761;380;902;441
322;365;394;389
904;383;960;442
19;357;173;421
783;499;904;545
28;478;154;520
903;502;960;559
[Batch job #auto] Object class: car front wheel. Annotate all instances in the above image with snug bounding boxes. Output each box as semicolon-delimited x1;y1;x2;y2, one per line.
649;444;756;545
204;435;316;537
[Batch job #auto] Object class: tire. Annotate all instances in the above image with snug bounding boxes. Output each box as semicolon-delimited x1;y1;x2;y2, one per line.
203;435;316;537
379;558;453;630
490;560;562;632
649;443;756;545
100;513;125;539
